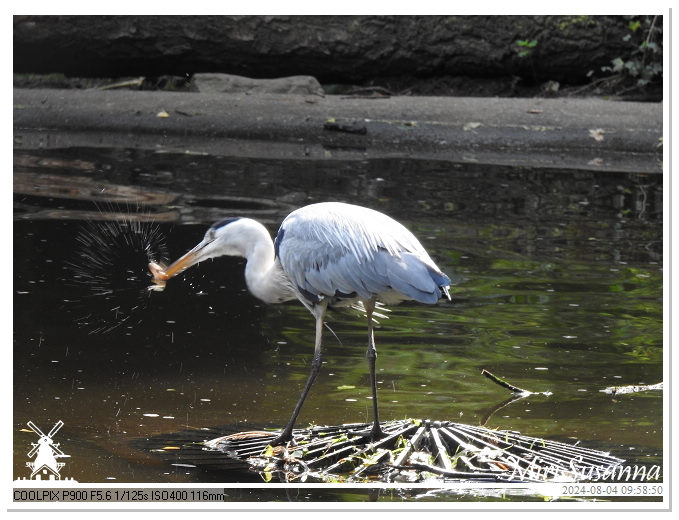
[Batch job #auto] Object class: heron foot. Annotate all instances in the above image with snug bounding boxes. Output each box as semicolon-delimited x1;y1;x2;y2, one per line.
267;430;294;447
348;423;386;442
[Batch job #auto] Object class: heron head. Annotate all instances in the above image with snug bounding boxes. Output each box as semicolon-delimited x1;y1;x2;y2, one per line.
149;217;252;283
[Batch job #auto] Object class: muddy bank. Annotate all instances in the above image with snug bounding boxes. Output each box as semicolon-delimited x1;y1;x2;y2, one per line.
13;88;662;173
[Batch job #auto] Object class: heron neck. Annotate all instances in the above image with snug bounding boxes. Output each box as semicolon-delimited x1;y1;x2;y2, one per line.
243;226;290;304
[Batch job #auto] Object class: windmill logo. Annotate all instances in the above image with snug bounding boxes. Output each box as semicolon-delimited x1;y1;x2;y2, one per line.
15;420;77;481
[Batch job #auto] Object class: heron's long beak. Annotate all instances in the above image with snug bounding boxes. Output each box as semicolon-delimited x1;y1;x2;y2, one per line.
148;239;212;284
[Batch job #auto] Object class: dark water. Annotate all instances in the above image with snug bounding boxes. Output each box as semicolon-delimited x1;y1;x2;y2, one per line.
13;148;663;497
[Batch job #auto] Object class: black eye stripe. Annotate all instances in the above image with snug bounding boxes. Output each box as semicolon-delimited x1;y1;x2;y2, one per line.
211;217;241;231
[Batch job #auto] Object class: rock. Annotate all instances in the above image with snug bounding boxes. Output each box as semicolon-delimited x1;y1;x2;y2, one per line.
192;73;324;96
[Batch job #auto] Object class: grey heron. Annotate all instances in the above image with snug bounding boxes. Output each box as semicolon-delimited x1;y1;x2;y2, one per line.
149;202;451;444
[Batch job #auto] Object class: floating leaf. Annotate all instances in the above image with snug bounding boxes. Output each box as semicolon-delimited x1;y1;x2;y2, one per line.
589;128;606;142
463;122;482;131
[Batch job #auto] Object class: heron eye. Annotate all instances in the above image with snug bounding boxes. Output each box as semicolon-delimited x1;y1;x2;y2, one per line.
206;229;216;241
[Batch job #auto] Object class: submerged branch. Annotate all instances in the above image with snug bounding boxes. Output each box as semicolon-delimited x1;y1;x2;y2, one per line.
601;382;663;395
481;369;532;396
478;369;553;425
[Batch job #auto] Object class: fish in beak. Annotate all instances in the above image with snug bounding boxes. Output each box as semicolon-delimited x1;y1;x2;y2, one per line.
147;237;213;291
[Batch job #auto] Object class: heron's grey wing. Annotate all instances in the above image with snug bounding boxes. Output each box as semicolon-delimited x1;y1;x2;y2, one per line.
373;250;450;304
321;247;447;304
275;204;450;304
277;202;431;264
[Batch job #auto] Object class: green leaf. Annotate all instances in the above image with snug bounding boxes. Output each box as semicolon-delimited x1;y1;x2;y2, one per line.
629;20;641;32
611;57;625;73
624;60;640;77
645;42;660;54
516;39;537;48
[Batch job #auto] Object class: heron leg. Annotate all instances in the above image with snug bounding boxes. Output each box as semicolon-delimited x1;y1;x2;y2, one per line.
271;301;327;446
365;299;384;440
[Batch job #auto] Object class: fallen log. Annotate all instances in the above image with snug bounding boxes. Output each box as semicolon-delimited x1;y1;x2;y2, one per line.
14;15;644;85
